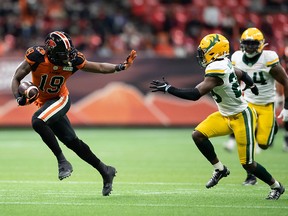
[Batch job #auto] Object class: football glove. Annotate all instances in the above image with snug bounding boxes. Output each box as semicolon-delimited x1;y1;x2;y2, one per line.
16;94;38;106
242;84;259;95
150;77;171;93
16;95;27;106
278;109;288;121
115;50;137;71
124;50;137;69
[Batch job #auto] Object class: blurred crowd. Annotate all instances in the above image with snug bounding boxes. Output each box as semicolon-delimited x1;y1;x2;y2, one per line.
0;0;288;64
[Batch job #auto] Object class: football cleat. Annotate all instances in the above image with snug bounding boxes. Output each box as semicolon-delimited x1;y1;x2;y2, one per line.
206;166;230;188
58;160;73;180
243;174;257;186
102;166;117;196
266;183;285;200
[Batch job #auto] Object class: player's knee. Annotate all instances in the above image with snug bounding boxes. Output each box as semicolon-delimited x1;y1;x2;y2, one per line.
242;162;256;172
192;130;206;143
31;118;45;132
192;130;199;142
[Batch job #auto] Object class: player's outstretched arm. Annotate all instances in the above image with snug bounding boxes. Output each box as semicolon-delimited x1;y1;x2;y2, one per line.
150;76;218;101
82;50;137;74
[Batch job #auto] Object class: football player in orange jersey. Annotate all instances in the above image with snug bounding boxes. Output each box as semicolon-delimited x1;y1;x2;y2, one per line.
11;31;137;196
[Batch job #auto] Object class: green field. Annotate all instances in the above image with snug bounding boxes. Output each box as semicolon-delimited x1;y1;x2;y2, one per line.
0;128;287;216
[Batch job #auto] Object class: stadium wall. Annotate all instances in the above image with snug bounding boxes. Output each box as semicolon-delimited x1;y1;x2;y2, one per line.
0;56;282;127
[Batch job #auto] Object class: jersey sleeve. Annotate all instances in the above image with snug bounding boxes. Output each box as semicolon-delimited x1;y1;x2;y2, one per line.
204;61;226;78
264;50;279;67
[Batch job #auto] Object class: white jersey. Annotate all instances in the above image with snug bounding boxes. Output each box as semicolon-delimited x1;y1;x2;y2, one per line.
231;50;279;105
205;58;248;116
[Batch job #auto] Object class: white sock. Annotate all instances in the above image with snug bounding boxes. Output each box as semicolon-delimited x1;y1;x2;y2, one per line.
270;181;280;189
213;162;224;171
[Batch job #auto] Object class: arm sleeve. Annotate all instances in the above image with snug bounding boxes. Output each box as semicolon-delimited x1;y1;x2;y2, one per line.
167;86;201;101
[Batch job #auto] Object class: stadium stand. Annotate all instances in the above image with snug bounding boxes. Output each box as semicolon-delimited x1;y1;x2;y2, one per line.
0;0;287;58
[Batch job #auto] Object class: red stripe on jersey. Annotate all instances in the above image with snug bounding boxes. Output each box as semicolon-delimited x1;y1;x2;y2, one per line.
54;31;71;50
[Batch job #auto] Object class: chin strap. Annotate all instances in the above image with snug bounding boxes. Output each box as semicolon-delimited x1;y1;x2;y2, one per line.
262;43;269;49
245;52;260;58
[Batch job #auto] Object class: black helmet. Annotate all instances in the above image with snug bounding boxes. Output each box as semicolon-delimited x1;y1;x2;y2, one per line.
45;31;77;65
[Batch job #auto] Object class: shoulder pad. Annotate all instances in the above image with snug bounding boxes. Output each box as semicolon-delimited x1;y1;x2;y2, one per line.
25;46;45;64
205;60;227;77
263;50;279;67
231;51;242;61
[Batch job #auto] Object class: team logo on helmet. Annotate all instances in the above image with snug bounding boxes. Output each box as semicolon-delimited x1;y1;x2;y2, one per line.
46;39;57;48
205;34;220;53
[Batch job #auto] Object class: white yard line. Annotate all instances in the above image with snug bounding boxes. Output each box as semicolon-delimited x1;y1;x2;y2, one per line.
0;201;287;209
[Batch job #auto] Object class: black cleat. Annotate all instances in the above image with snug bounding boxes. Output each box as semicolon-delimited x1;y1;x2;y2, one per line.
102;166;117;196
206;166;230;188
266;183;285;200
58;161;73;180
242;174;257;186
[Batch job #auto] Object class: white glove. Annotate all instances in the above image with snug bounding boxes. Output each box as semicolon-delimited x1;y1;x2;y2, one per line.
278;109;288;121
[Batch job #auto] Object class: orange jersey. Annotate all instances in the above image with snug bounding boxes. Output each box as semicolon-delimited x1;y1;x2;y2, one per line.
25;46;86;107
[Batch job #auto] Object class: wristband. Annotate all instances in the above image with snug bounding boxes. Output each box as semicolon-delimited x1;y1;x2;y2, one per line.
115;63;125;72
165;85;171;92
284;98;288;109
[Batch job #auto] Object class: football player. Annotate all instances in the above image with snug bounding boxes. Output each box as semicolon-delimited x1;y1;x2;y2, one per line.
150;33;285;200
276;83;288;152
223;28;288;185
11;31;137;196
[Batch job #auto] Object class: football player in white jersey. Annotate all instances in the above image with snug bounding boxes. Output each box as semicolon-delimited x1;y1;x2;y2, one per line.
223;28;288;186
150;33;285;200
275;82;288;152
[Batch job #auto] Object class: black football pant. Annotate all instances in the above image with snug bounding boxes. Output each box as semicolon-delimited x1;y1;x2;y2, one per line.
31;96;103;173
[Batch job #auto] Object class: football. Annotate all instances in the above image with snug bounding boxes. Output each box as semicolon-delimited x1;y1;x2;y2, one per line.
18;81;39;100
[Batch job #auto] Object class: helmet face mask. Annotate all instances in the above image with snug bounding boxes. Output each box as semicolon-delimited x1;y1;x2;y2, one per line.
240;27;265;58
45;31;77;65
197;47;205;67
197;34;230;67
